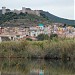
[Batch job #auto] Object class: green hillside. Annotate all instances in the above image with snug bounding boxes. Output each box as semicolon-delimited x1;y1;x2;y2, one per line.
0;11;75;27
0;12;50;27
40;11;75;26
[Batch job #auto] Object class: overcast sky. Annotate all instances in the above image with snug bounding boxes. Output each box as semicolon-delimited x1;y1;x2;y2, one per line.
0;0;75;20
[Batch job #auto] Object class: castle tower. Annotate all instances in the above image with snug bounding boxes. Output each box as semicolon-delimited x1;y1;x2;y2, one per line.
22;7;26;13
2;7;6;14
35;10;40;16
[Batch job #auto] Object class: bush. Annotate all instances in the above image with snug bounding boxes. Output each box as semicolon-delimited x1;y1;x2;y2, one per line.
0;39;75;60
50;34;58;39
37;34;49;41
26;38;32;41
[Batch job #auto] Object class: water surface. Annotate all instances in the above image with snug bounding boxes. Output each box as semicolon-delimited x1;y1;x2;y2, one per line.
0;58;75;75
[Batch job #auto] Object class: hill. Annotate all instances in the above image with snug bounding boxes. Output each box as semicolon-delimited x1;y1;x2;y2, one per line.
40;11;75;26
0;12;50;27
0;11;75;27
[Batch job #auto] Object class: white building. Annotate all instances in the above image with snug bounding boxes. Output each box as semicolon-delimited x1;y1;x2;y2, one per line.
2;7;6;14
34;10;40;16
22;7;26;13
14;9;21;14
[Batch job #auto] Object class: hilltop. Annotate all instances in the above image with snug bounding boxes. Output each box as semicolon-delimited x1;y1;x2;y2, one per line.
0;12;50;27
0;7;75;27
40;11;75;26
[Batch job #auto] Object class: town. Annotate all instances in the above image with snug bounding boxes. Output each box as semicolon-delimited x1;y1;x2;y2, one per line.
0;7;75;42
0;23;75;42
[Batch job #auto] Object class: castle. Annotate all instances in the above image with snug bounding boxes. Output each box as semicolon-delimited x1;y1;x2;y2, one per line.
1;7;40;16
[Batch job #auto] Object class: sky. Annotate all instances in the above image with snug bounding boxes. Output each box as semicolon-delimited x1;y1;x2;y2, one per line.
0;0;75;20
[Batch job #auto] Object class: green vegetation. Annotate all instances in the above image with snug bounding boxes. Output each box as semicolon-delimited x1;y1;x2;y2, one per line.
37;34;49;41
50;34;58;39
0;38;75;60
41;11;75;25
0;12;50;27
26;38;32;41
37;34;58;41
0;11;75;27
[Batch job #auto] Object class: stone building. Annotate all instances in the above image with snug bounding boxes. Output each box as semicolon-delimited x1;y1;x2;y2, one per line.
1;7;40;16
2;7;6;14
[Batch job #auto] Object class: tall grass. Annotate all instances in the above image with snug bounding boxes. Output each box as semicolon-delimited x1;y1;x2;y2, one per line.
0;39;75;60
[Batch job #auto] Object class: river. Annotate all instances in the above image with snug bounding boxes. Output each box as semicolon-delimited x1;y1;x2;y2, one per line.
0;58;75;75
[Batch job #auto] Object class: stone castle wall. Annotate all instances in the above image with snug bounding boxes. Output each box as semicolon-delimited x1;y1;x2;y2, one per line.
2;7;40;16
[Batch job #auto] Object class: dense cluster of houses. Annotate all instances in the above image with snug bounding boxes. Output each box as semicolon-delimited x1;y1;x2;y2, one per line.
0;23;75;42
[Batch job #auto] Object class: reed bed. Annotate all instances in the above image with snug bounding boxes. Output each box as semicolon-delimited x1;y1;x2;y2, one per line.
0;38;75;60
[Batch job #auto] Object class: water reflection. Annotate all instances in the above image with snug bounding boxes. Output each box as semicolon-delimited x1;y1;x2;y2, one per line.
0;58;75;75
30;69;44;75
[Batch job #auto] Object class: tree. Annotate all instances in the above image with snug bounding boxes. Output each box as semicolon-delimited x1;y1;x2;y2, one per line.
37;34;49;41
26;38;32;41
50;34;58;39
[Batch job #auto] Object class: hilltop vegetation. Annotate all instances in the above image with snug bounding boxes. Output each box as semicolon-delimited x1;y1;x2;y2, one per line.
41;11;75;26
0;10;75;27
0;12;50;27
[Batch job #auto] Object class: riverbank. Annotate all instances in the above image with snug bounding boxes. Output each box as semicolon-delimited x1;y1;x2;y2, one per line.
0;38;75;60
